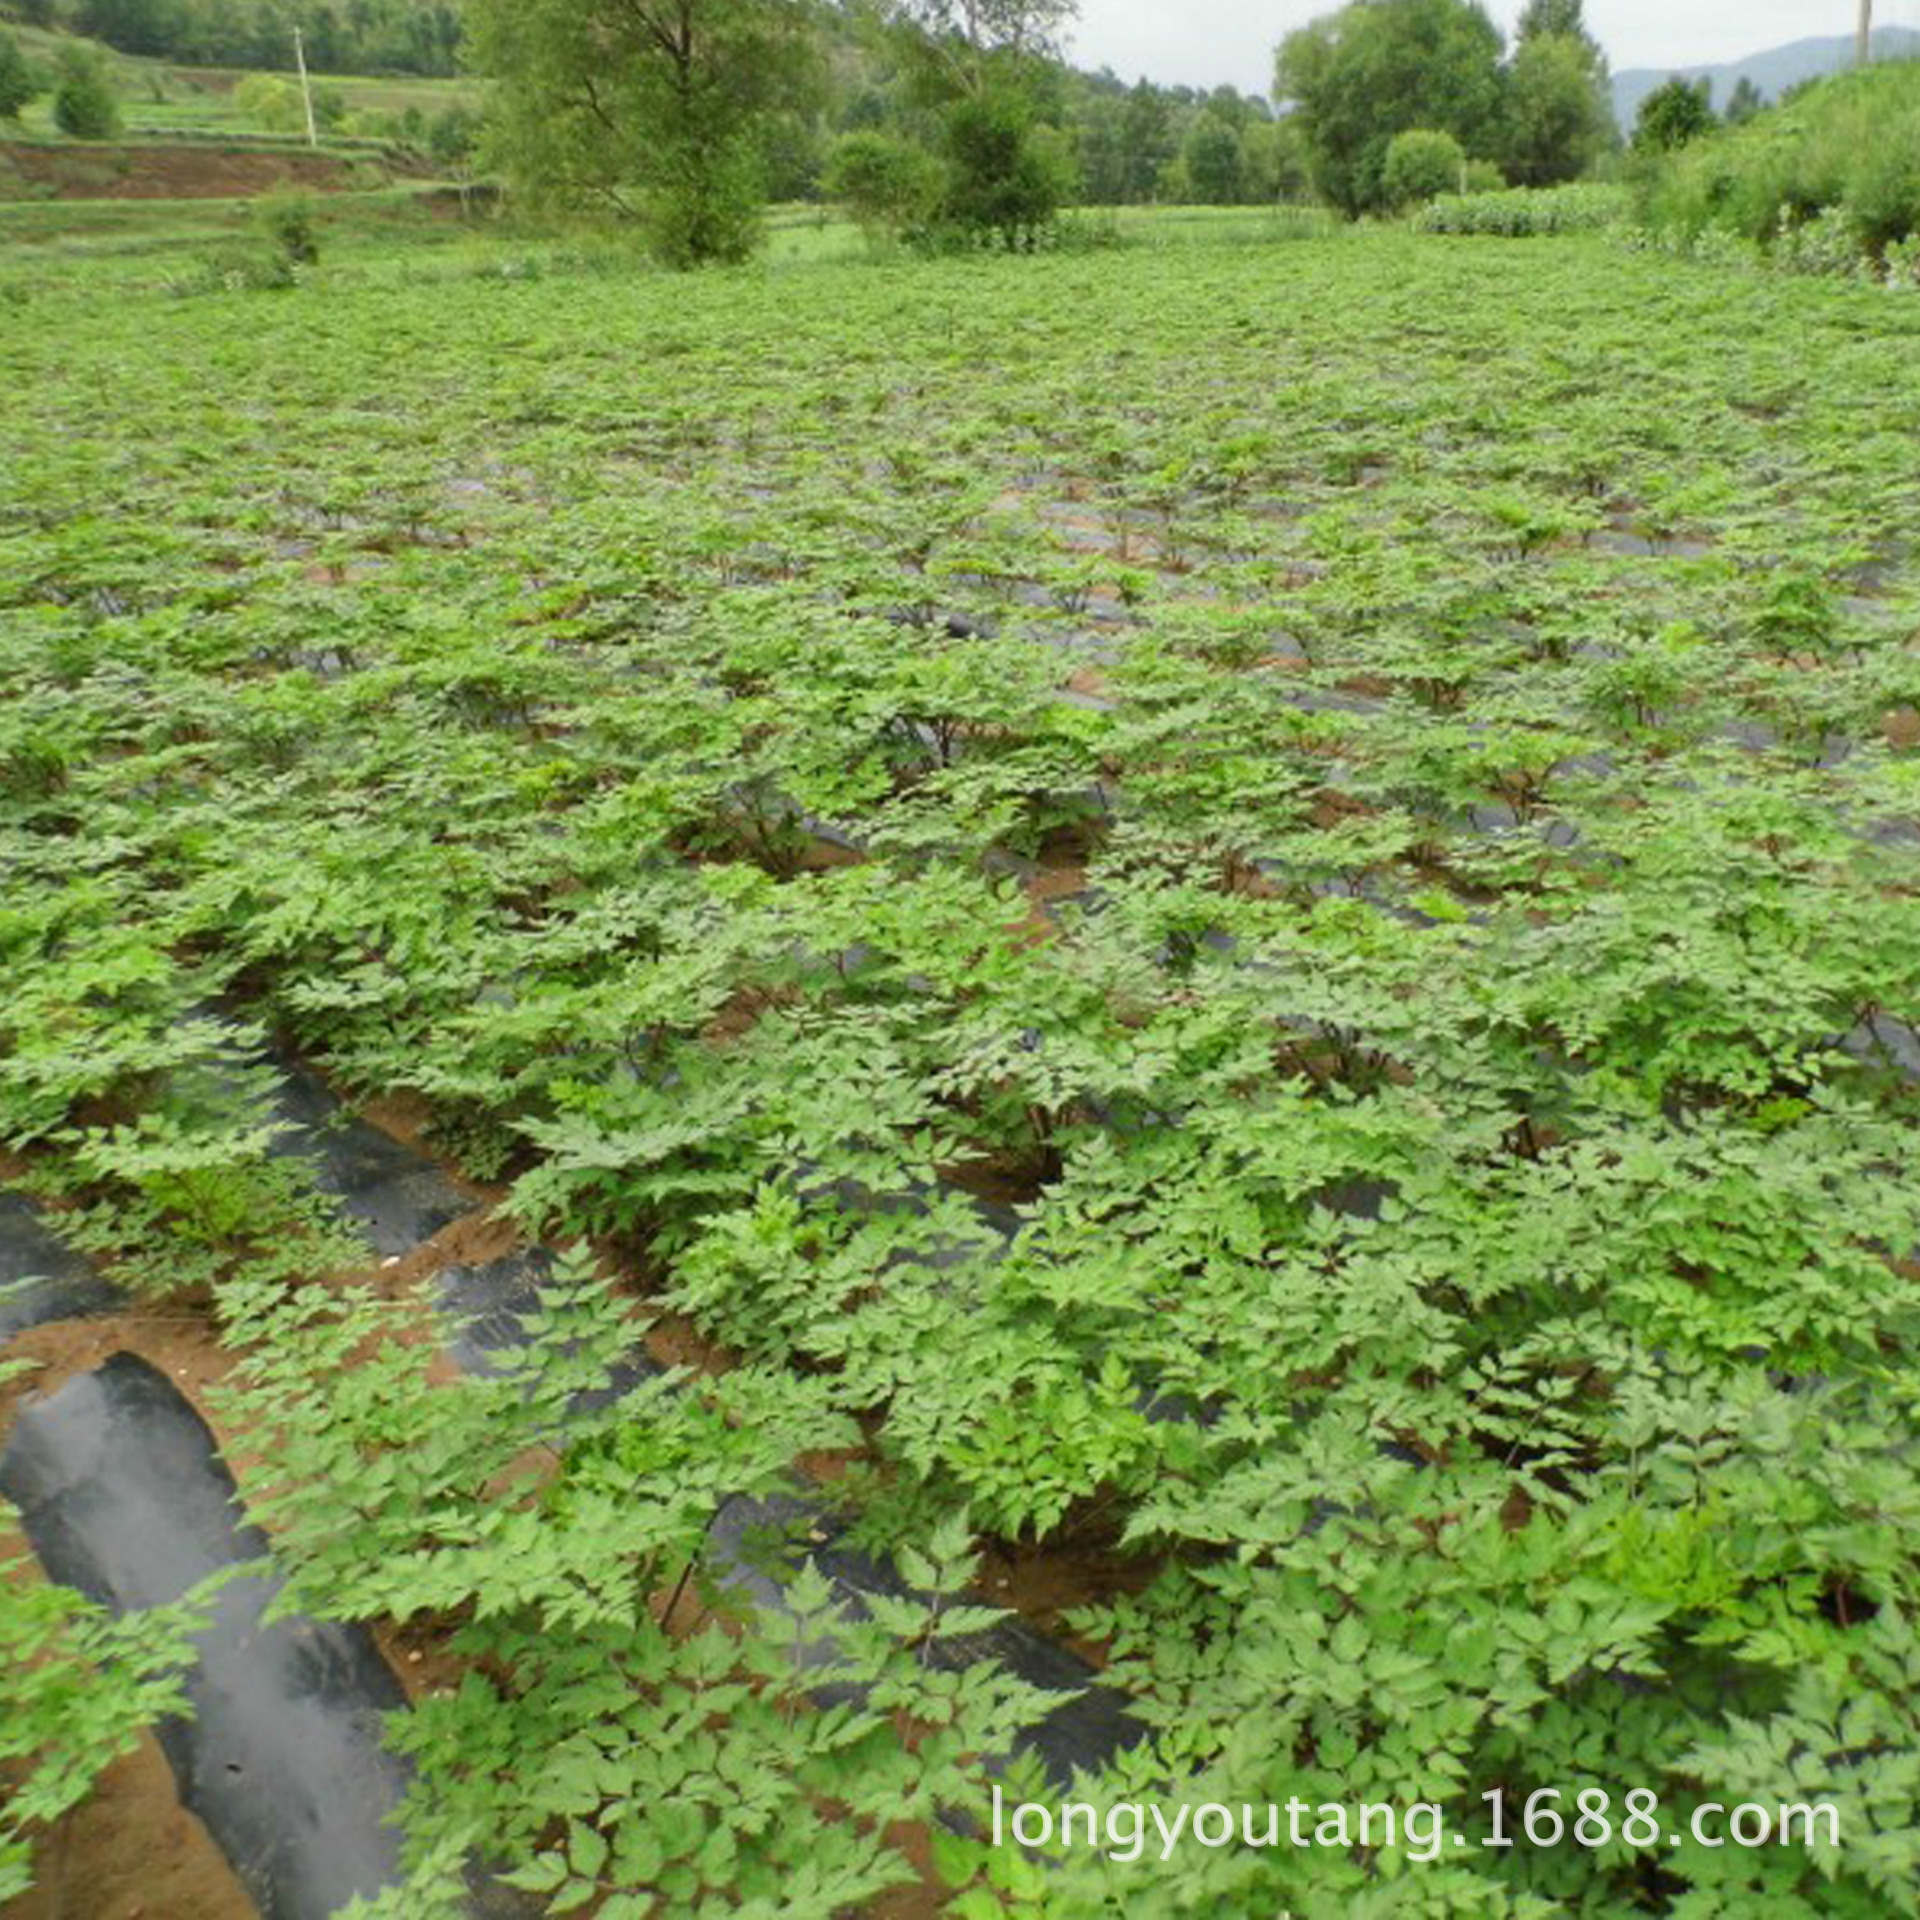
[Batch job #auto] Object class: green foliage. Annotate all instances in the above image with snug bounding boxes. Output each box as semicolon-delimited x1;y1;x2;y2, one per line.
1275;0;1506;216
1640;61;1920;262
1180;110;1244;205
254;191;320;266
1724;74;1765;126
1382;126;1465;209
463;0;816;266
1;1544;217;1903
1416;179;1625;233
68;0;462;76
938;82;1076;248
347;1509;1061;1919
1633;74;1716;154
1503;29;1613;187
51;47;120;140
8;216;1920;1913
425;102;481;171
231;71;304;133
0;29;37;121
822;128;943;242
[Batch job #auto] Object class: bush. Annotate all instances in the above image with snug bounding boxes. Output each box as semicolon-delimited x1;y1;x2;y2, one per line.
427;104;481;171
167;246;301;296
0;30;37;122
52;50;119;141
1382;129;1466;211
936;88;1075;251
233;73;303;134
1416;180;1627;235
254;192;319;267
822;130;942;244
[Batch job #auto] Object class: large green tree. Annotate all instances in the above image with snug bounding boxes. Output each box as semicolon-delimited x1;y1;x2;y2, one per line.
1182;110;1245;204
464;0;817;267
887;0;1079;242
1504;30;1613;184
1275;0;1505;216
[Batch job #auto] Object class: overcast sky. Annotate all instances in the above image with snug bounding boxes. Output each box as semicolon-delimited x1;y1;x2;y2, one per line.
1064;2;1918;96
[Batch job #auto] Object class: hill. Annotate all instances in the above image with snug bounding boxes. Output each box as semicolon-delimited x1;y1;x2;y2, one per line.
1611;26;1920;126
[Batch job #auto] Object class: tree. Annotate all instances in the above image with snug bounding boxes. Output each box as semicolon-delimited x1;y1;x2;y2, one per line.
233;72;304;135
0;31;38;122
464;0;818;267
1504;31;1612;185
1119;77;1174;201
896;0;1076;62
1382;126;1463;207
1241;115;1312;203
1633;76;1715;153
1182;111;1244;204
53;49;120;140
1274;0;1505;217
1724;75;1764;124
940;81;1074;244
77;0;174;58
887;0;1079;242
1516;0;1598;54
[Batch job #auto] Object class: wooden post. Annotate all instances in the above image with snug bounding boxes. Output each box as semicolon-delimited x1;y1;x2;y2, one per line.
294;24;318;147
1858;0;1873;65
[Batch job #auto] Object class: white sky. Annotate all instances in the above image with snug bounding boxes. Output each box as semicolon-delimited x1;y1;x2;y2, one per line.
1064;2;1920;96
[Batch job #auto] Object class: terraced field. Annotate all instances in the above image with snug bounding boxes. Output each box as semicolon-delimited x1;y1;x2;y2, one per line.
5;224;1920;1915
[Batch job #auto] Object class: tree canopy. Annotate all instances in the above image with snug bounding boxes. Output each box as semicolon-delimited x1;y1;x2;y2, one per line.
465;0;817;266
1634;76;1717;154
1275;0;1506;217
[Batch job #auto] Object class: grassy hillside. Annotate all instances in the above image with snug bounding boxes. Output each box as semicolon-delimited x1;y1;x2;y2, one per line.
3;21;477;147
1640;57;1920;254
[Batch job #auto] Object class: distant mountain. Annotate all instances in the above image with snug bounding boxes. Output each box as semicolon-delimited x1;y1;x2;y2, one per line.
1611;27;1920;127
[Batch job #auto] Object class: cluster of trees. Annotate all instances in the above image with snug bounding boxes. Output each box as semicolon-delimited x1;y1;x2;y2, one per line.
0;0;460;77
1041;72;1304;206
470;0;1105;265
1276;0;1617;215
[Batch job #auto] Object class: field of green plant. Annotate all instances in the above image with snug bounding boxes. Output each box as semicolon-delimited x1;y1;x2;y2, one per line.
6;221;1920;1914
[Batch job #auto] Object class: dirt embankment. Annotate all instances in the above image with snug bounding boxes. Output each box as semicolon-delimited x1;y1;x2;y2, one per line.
0;139;421;202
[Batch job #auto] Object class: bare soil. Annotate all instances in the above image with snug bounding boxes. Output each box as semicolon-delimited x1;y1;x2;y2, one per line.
0;139;421;203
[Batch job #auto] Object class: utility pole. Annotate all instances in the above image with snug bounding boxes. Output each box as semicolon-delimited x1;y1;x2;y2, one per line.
294;24;318;147
1857;0;1873;65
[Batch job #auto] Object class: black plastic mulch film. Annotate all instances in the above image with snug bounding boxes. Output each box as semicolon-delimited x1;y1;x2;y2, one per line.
0;1057;1142;1917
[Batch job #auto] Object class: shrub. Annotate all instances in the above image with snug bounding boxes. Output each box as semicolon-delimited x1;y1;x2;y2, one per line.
1382;128;1467;210
426;104;481;171
821;130;942;244
52;50;119;141
937;88;1074;251
233;73;303;134
254;191;319;267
